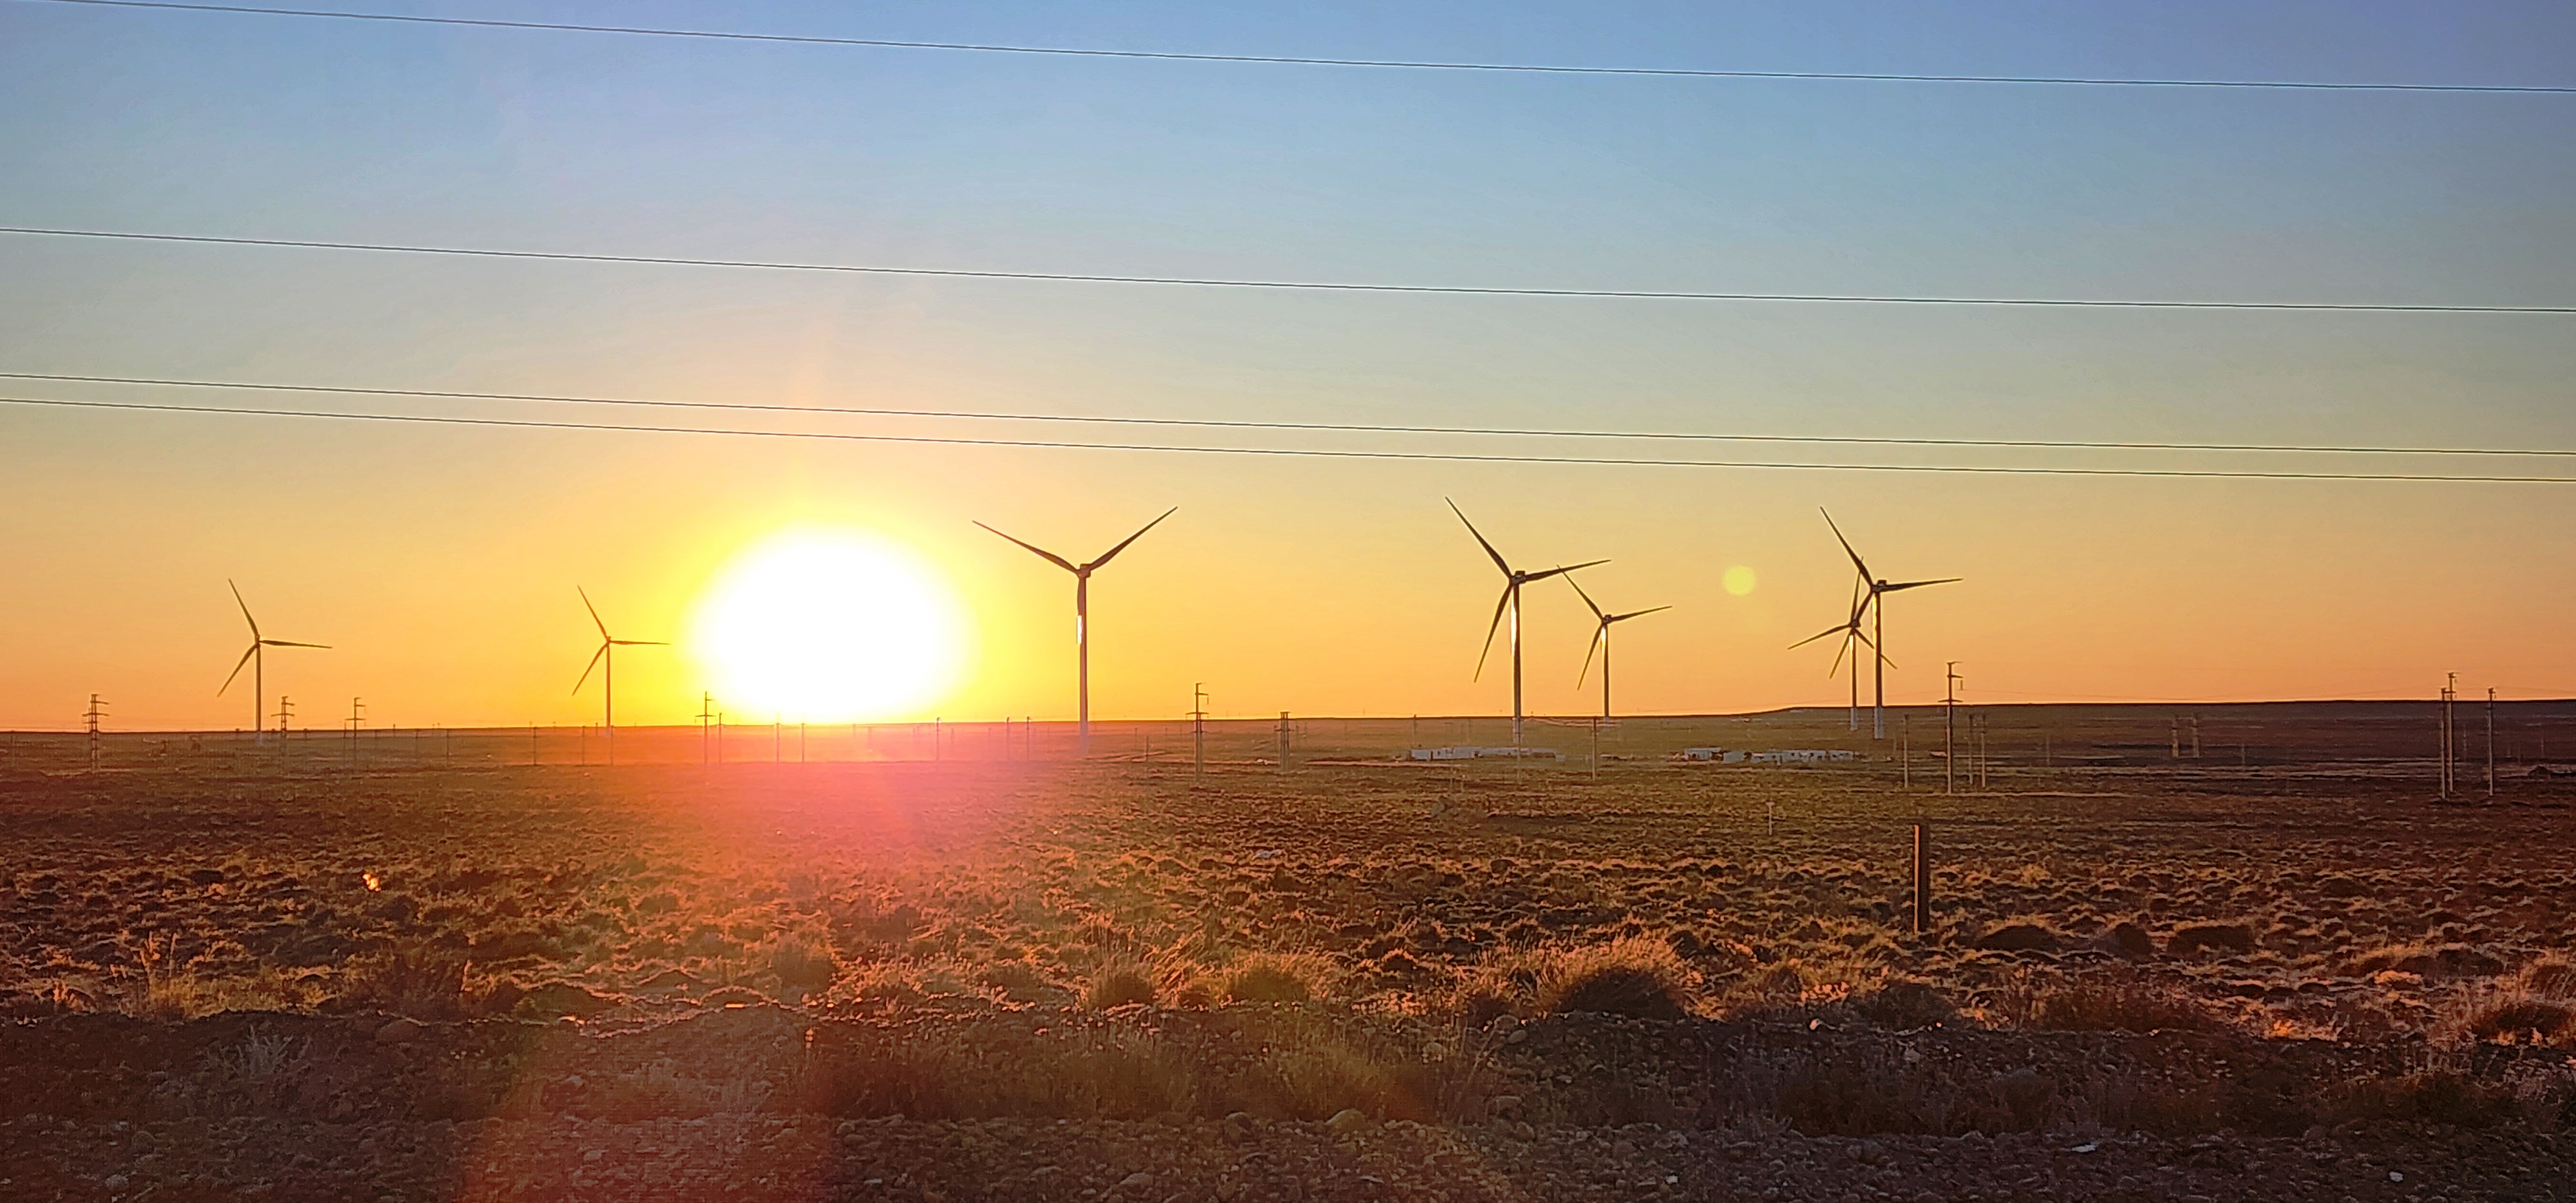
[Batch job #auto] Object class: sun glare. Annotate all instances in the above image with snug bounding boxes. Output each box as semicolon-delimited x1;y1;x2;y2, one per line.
688;529;969;723
1723;565;1758;596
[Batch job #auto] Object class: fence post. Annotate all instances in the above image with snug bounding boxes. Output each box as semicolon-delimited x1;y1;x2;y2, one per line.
1911;823;1931;935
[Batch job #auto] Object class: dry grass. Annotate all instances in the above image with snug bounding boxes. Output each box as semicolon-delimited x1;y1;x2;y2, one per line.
2027;970;2228;1034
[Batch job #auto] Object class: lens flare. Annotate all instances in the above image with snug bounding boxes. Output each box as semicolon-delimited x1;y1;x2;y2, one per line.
688;528;969;722
1723;565;1758;596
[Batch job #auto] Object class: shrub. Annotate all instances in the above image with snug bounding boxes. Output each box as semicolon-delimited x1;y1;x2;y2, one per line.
2522;958;2576;997
1847;980;1956;1029
2166;923;2257;957
1084;960;1157;1009
1533;936;1696;1020
769;935;839;989
2458;994;2575;1045
2028;972;2224;1033
1220;953;1329;1005
2344;942;2506;980
339;945;471;1019
2329;1070;2515;1128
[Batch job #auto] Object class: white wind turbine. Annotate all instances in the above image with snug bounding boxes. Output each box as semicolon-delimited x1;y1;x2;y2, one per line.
219;580;328;740
976;507;1176;755
574;587;665;764
1567;575;1669;724
1449;499;1605;747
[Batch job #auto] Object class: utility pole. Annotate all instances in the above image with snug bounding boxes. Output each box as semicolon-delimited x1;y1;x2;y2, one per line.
1276;711;1291;773
346;697;365;766
84;694;108;771
2441;673;2457;799
276;696;294;742
529;722;538;766
1944;663;1961;797
1191;684;1208;780
697;693;714;765
2486;687;2497;799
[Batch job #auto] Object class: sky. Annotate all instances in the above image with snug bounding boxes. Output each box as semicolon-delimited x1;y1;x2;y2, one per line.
2;0;2573;732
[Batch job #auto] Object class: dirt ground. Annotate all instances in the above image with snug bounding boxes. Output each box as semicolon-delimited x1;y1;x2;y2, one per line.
5;709;2575;1200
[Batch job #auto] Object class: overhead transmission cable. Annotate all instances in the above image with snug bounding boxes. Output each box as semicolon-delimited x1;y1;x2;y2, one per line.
7;371;2573;460
3;227;2568;314
23;0;2576;96
6;395;2572;484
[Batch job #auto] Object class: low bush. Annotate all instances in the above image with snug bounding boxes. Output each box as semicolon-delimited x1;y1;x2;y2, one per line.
2028;971;2225;1033
1083;959;1158;1009
1532;935;1696;1020
1218;952;1329;1005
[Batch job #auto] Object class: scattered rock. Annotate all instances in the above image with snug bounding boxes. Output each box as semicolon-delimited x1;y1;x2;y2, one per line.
373;1017;423;1044
1324;1108;1370;1136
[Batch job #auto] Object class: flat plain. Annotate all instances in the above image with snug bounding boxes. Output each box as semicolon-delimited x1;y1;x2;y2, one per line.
4;703;2575;1201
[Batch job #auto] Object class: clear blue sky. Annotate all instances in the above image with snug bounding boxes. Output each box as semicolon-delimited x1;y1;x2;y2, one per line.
2;1;2573;729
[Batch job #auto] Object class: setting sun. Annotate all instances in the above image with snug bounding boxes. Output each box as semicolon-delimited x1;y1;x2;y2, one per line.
687;527;969;723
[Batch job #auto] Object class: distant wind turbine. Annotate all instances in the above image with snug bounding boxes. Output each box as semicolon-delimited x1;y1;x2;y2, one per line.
1819;509;1959;739
976;507;1176;755
1567;574;1669;724
1789;575;1874;731
219;580;328;740
1449;499;1605;747
574;587;665;764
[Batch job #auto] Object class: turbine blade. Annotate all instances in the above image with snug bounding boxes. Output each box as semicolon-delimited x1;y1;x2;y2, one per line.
227;579;258;640
574;643;607;696
1788;621;1850;650
1564;574;1605;621
1829;630;1851;677
1085;506;1177;571
1473;585;1510;681
611;639;668;647
1612;605;1673;621
974;521;1079;573
1879;577;1962;592
578;586;609;639
262;640;330;649
1577;624;1605;688
218;643;257;695
1521;558;1608;584
1821;508;1871;580
1446;498;1513;576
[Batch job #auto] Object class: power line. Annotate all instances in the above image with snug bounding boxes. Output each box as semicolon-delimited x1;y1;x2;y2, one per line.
26;0;2576;97
6;227;2570;314
9;370;2573;460
7;394;2573;484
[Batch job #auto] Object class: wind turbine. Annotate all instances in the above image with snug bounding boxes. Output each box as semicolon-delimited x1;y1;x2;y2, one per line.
1820;509;1959;739
1567;574;1669;723
976;507;1176;755
574;587;665;765
1449;499;1605;747
219;581;328;740
1789;576;1873;732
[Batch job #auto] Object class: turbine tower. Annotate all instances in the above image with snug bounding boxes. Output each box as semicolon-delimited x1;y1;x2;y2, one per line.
1567;575;1669;724
1449;499;1605;746
574;587;665;765
219;581;328;740
976;507;1176;755
1821;509;1959;740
